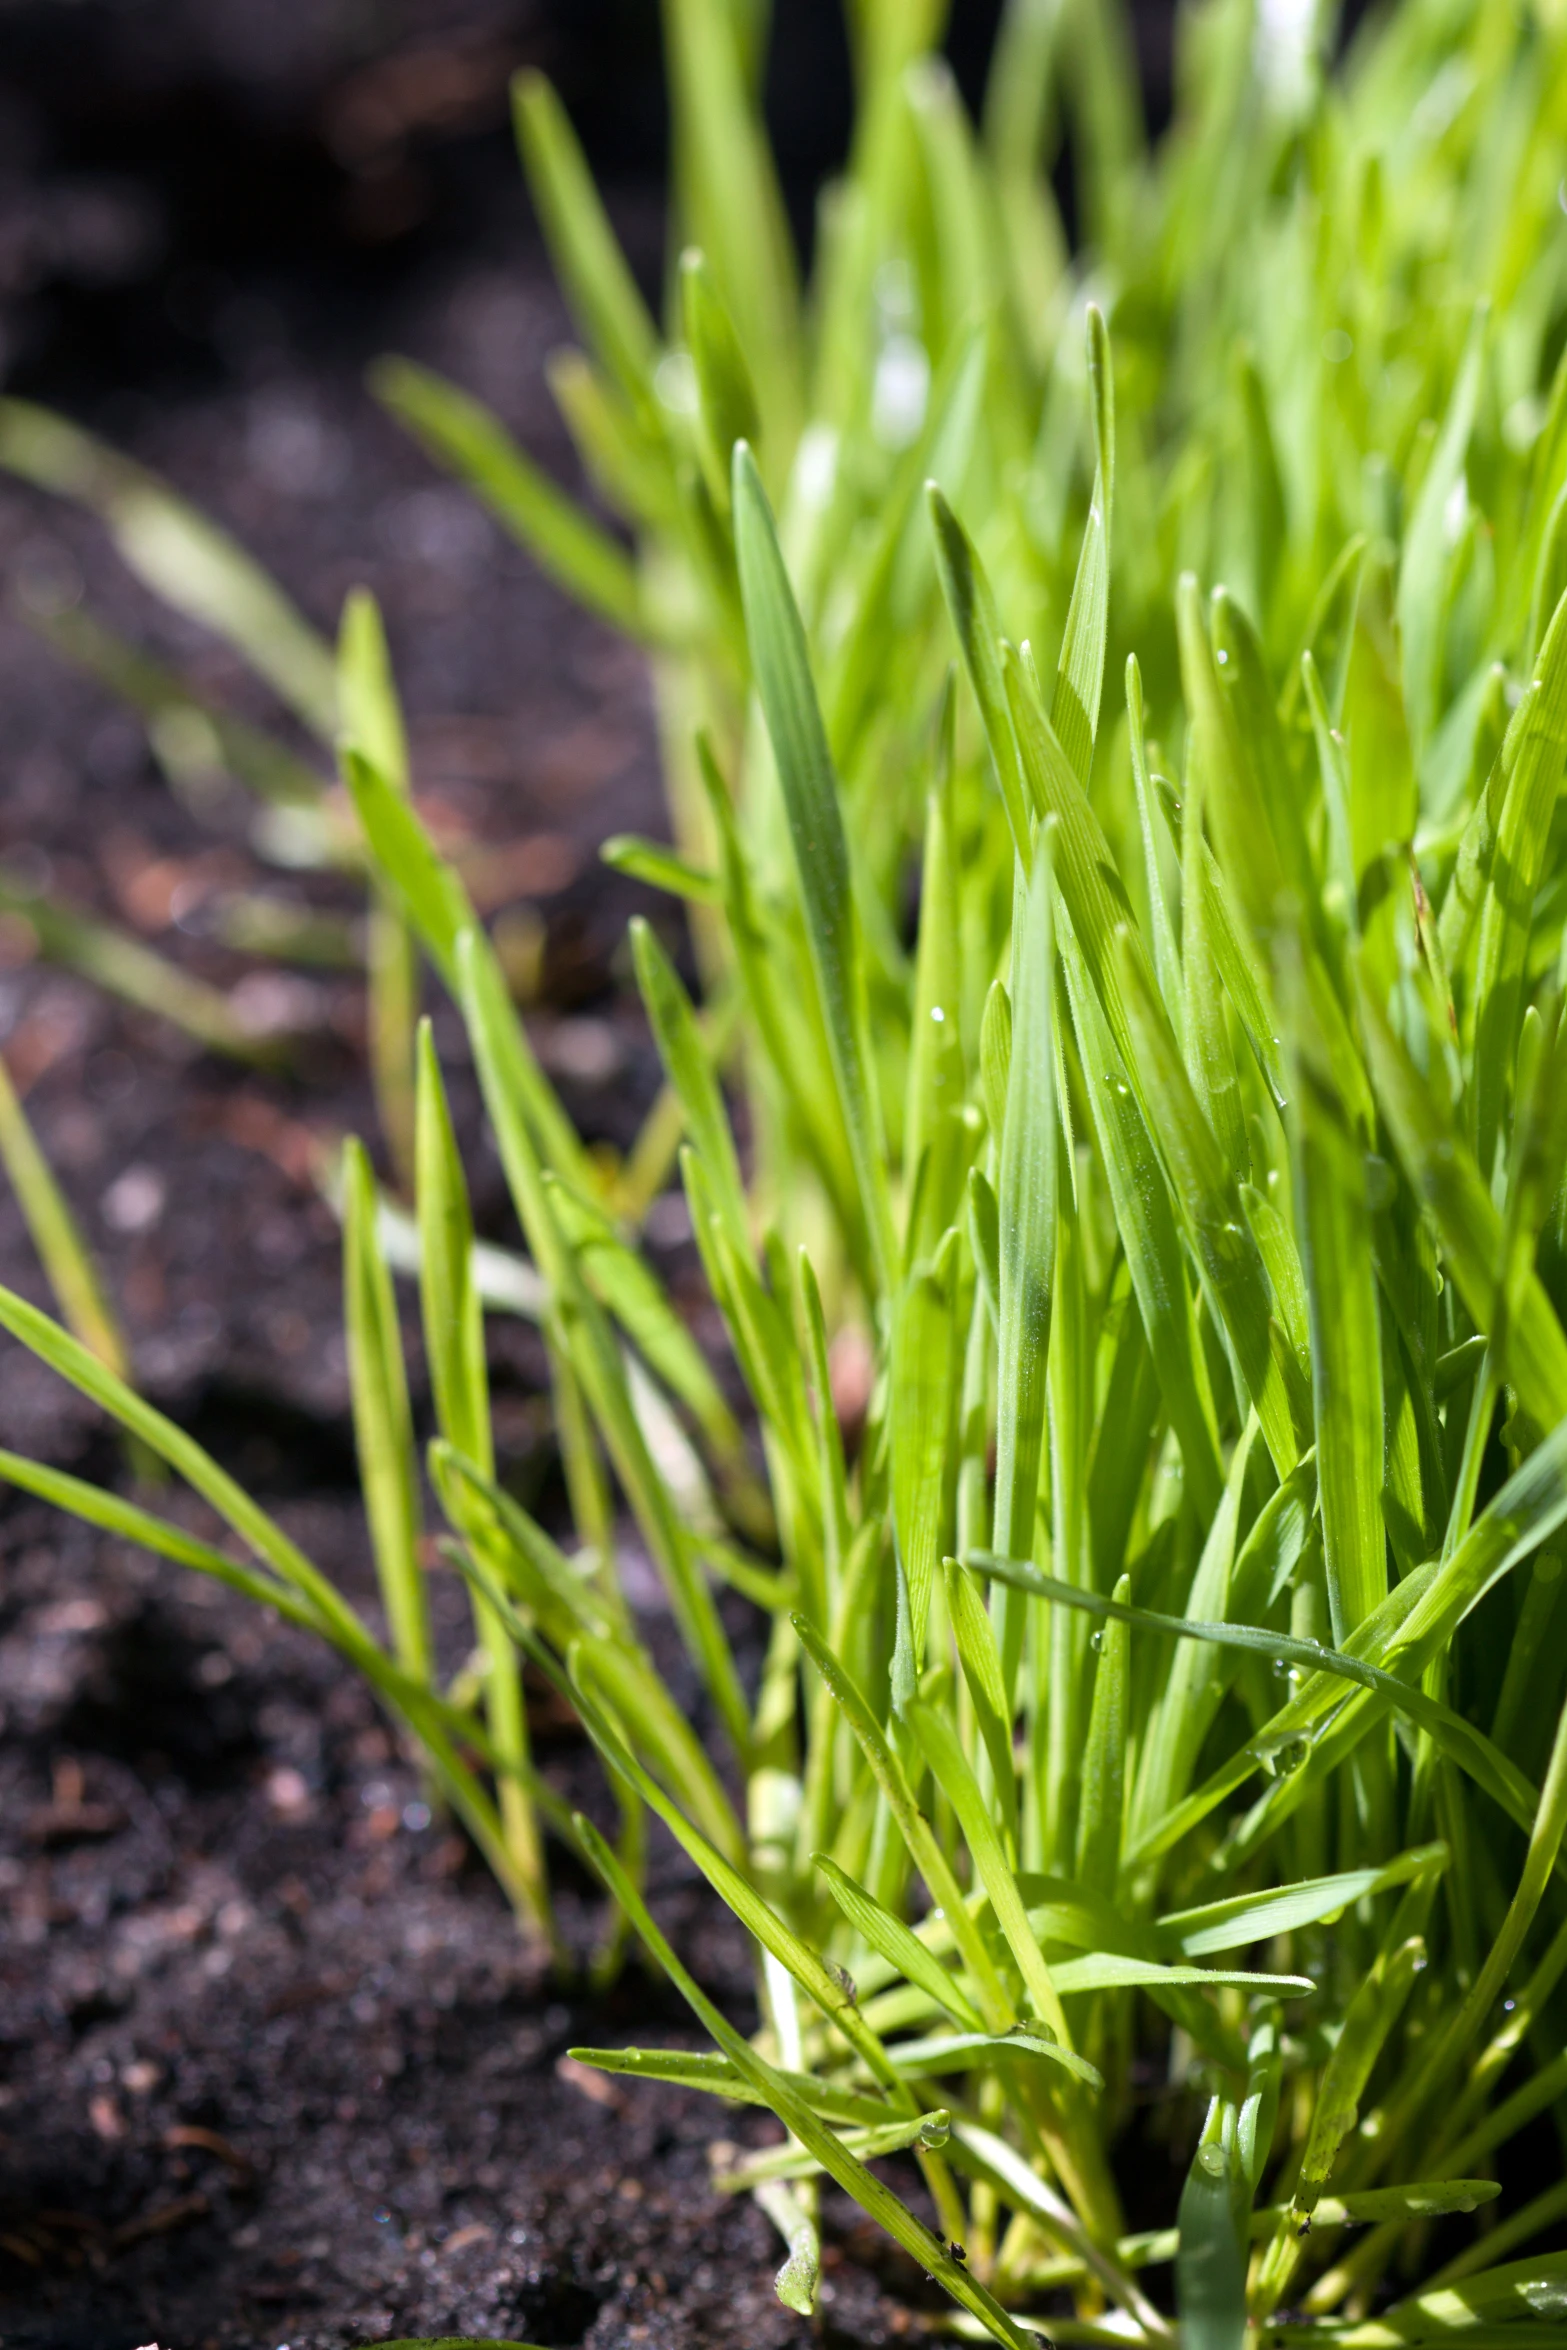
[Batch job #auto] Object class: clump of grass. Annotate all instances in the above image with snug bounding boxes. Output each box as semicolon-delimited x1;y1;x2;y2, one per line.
5;1;1567;2343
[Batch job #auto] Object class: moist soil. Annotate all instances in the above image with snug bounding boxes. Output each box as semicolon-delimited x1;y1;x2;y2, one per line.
0;65;943;2344
0;1481;942;2350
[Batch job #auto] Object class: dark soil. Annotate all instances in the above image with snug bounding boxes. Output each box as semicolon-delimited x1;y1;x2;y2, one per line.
0;17;933;2339
0;1480;941;2349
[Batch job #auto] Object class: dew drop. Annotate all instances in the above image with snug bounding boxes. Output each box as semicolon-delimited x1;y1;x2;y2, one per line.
1197;2144;1227;2177
1090;1630;1105;1653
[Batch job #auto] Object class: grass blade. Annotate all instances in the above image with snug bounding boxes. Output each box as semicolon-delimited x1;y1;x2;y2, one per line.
681;246;761;504
992;826;1057;1693
630;915;748;1253
342;1137;430;1687
1176;2118;1246;2350
512;71;661;412
0;1054;129;1382
890;1235;961;1698
339;587;417;1181
1050;304;1114;787
1289;1006;1388;1640
732;443;896;1291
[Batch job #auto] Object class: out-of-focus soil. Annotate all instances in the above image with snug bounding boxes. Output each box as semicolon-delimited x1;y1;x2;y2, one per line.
0;1480;940;2350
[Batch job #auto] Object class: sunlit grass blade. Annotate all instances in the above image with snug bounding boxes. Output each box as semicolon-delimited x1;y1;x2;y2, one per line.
1075;1569;1129;1896
928;485;1033;858
512;71;662;414
460;1573;968;2243
630;914;748;1252
1358;975;1567;1430
732;442;896;1290
1469;585;1567;1168
1061;927;1224;1516
904;688;970;1258
0;1053;130;1383
1288;1006;1388;1640
660;0;800;452
339;587;417;1181
1130;1423;1255;1841
601;834;720;902
1176;2114;1246;2350
1114;925;1308;1472
754;2177;820;2317
1050;304;1113;786
793;1611;1015;2030
342;1137;430;1686
715;2106;953;2190
969;1549;1536;1836
1176;577;1294;951
568;2043;893;2125
991;827;1056;1693
681;245;761;505
1398;302;1486;757
944;1552;1020;1854
814;1852;986;2032
414;1023;494;1473
543;1173;747;1471
890;1232;960;1695
905;1697;1078;2059
436;1447;742;1862
344;750;590;1191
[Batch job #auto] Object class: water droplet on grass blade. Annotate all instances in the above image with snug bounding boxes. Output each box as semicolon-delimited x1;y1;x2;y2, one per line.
1261;1735;1311;1778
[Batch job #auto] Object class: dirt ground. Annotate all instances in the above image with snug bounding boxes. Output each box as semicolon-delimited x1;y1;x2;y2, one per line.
0;98;947;2347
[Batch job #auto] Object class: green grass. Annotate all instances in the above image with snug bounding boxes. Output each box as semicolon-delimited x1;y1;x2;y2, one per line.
5;0;1567;2341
